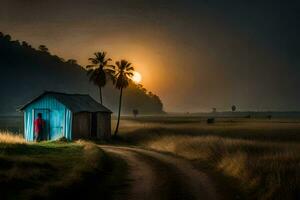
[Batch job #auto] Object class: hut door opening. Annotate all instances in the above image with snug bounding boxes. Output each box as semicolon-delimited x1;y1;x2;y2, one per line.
91;113;97;137
33;109;50;140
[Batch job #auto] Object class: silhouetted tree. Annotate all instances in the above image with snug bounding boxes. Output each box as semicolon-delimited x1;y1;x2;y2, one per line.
110;59;135;135
4;34;11;41
13;40;20;46
38;45;49;52
120;82;164;114
21;41;27;46
21;41;32;48
133;109;139;117
232;105;237;112
59;57;66;62
86;52;112;104
67;59;77;65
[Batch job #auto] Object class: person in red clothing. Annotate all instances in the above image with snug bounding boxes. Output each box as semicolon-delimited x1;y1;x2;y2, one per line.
34;113;45;142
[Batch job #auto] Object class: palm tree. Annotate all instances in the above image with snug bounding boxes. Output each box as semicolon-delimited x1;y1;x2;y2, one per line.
86;52;112;104
109;60;135;136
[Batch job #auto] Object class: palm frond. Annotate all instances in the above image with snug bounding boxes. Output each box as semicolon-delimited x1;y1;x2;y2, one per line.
111;59;135;89
126;72;134;76
125;62;132;68
88;58;99;65
115;61;121;67
86;65;95;69
126;67;134;72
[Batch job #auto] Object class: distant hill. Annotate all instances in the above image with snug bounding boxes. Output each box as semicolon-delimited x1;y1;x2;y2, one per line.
0;32;164;115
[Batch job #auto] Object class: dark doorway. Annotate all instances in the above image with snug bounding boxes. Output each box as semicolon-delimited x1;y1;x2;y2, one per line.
91;113;97;137
33;109;50;140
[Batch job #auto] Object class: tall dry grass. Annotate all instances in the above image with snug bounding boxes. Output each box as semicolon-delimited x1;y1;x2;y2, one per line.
146;135;300;199
0;131;25;144
120;119;300;200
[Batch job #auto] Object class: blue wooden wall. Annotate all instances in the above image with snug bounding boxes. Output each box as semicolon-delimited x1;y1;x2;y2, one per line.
23;96;72;141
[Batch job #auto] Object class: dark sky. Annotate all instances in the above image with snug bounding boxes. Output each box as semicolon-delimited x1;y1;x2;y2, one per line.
1;0;300;112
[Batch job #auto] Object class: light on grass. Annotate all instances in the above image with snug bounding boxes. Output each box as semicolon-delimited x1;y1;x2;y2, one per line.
131;71;142;83
0;131;25;144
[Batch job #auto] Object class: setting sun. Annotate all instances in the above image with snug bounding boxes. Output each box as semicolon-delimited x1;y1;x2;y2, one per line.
131;71;142;83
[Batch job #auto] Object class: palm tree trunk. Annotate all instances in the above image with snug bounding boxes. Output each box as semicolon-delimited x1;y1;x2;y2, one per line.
114;87;123;136
99;87;103;104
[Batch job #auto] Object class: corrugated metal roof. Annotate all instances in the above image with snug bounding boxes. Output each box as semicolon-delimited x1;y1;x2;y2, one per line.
19;91;112;113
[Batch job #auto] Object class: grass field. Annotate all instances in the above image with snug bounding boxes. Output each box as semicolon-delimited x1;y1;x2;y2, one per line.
0;131;128;199
116;116;300;200
1;115;299;199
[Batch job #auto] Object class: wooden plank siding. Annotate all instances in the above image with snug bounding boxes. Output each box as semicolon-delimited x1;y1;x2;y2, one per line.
97;112;111;138
72;112;91;139
71;112;111;139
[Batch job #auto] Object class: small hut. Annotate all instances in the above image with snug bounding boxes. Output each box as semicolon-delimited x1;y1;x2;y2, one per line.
19;91;112;141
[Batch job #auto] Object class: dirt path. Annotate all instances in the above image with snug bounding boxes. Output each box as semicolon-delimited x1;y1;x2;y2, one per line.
100;145;218;200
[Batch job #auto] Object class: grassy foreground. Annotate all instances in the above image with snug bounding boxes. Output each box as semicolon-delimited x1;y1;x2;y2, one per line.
117;117;300;200
0;132;127;200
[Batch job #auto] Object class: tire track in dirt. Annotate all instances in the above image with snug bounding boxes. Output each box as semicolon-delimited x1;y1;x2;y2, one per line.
102;147;159;200
100;145;218;200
